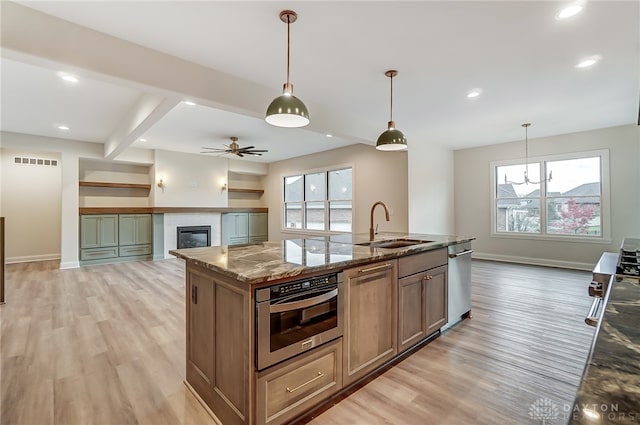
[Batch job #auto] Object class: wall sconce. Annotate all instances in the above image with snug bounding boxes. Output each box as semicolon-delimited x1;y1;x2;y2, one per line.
221;182;227;191
157;178;165;191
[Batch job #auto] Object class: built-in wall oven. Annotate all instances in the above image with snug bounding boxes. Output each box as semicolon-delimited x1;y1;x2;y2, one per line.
256;272;343;370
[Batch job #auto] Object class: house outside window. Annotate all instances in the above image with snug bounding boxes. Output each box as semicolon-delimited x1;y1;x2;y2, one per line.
283;167;352;233
492;150;610;241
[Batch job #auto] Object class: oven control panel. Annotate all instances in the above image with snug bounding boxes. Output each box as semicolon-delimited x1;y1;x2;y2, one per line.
270;274;338;298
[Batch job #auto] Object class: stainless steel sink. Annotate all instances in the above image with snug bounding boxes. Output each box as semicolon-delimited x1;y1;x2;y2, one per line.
355;238;433;249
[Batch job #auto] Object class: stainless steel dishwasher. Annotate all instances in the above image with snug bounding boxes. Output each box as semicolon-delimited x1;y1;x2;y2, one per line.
442;241;473;331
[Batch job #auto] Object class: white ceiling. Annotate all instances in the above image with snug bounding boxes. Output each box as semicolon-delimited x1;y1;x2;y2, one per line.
1;1;638;163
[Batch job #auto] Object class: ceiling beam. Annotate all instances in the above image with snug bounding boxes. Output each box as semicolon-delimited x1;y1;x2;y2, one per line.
104;95;179;159
0;2;371;146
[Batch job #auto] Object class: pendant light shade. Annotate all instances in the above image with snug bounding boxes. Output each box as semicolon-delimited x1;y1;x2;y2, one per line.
376;70;407;151
265;10;309;128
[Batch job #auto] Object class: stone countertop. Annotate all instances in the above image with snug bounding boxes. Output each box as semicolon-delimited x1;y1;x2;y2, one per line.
568;275;640;424
169;232;474;285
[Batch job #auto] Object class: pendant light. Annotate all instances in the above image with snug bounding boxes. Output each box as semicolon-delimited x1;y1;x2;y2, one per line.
504;123;552;185
265;10;310;128
376;70;407;151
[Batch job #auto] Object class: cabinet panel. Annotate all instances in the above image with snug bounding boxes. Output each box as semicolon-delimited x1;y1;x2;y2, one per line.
343;260;397;386
118;244;152;257
80;216;100;249
119;214;152;246
118;215;136;246
80;246;118;260
100;215;118;247
257;339;342;425
135;214;152;244
80;214;118;249
249;213;268;238
397;272;426;353
426;266;448;335
398;248;447;278
187;272;215;386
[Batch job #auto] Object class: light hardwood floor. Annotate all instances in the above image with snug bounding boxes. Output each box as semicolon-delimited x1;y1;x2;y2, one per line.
1;259;594;425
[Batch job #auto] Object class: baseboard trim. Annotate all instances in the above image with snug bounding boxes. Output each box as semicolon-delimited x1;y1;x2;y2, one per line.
60;261;80;269
472;252;593;271
6;254;60;264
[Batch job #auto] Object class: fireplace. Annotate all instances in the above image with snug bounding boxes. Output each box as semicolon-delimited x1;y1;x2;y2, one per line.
177;225;211;249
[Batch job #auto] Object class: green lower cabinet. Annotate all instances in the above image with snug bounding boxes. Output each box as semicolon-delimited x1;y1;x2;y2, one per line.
222;212;268;246
80;213;152;265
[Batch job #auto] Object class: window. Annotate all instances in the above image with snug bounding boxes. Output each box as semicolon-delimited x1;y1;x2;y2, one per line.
283;167;352;232
492;150;609;240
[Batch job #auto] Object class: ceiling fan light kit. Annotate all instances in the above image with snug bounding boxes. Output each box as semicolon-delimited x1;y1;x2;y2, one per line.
376;70;408;151
265;10;310;128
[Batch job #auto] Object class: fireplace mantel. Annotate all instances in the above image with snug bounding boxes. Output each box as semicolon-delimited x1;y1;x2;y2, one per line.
79;207;267;214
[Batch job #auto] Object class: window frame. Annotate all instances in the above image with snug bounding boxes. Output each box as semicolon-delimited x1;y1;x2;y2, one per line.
490;149;611;243
282;164;354;235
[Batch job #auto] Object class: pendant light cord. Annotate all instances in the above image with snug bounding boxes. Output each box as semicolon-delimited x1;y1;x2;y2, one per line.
524;123;529;178
286;14;291;87
389;74;394;122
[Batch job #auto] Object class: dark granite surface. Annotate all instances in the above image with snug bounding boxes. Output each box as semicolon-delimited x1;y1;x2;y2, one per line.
569;275;640;424
169;232;474;285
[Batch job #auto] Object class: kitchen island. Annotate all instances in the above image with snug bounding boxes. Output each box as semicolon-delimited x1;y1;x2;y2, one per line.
170;232;473;425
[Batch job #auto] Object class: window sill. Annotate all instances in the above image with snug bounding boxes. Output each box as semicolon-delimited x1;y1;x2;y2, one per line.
490;232;612;244
281;229;351;238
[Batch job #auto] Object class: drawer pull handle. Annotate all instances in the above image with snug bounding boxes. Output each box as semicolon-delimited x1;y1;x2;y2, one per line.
358;263;392;274
286;372;324;393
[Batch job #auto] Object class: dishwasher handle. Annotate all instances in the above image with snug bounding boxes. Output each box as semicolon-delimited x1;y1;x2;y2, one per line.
448;249;473;259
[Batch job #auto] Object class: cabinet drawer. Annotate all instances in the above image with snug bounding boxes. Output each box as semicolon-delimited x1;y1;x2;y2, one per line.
118;244;152;257
398;248;447;278
257;339;342;425
80;247;118;260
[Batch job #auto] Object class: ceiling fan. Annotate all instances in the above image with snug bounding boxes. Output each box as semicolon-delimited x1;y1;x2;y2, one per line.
201;137;268;157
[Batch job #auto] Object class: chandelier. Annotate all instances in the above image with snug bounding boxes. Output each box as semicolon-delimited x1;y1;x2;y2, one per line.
504;123;552;185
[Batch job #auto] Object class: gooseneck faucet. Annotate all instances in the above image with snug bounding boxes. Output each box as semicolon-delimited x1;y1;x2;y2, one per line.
369;201;390;241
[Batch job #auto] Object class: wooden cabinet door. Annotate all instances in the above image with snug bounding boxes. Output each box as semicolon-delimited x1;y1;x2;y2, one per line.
397;272;426;353
249;213;268;238
343;260;397;386
135;214;152;244
118;215;136;246
425;265;448;335
80;216;101;248
222;213;249;245
81;215;118;248
187;271;215;386
99;215;118;247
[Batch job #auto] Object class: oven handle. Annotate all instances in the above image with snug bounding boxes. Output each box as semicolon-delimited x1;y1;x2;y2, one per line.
585;297;602;327
269;288;338;314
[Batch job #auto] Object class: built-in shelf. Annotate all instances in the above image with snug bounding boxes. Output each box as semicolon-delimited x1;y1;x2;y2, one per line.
79;181;151;190
228;188;264;195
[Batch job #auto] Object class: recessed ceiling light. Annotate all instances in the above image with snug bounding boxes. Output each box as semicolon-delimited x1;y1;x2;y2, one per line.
576;55;602;68
138;138;147;142
556;4;583;20
326;134;333;138
58;125;70;131
466;89;482;98
57;72;78;83
183;101;196;106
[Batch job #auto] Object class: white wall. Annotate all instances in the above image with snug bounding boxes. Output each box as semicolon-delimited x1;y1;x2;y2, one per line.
408;141;455;235
0;148;62;262
264;143;408;240
1;131;154;268
153;150;228;207
454;124;640;269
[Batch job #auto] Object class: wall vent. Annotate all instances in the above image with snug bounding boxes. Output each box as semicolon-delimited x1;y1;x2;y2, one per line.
13;157;59;167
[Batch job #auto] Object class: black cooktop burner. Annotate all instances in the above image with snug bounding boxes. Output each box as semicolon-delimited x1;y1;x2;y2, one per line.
617;237;640;276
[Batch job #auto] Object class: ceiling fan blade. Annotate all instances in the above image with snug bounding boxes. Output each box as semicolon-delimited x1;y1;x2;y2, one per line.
201;147;227;151
246;152;263;156
236;152;244;157
248;149;268;153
